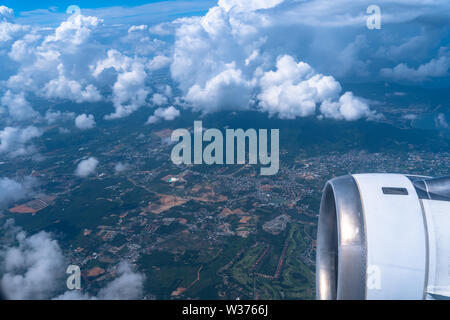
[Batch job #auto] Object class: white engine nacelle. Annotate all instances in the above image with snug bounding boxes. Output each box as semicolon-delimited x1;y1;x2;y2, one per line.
316;174;450;300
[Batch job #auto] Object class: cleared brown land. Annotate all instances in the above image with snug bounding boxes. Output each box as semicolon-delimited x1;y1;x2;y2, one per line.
9;197;54;214
239;216;251;224
9;205;37;214
154;128;172;139
87;267;105;278
147;194;187;214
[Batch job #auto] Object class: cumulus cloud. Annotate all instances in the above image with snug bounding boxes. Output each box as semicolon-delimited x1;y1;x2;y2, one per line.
75;114;96;130
151;93;168;106
128;24;148;33
0;126;42;157
381;55;450;81
44;14;102;47
147;55;171;71
0;9;175;126
1;90;38;122
93;49;150;119
75;157;99;178
257;55;343;119
0;220;65;300
185;66;253;114
170;2;379;120
5;14;103;95
149;22;175;36
218;0;283;12
53;260;145;300
43;65;102;103
320;92;379;121
0;6;14;22
0;17;30;44
170;6;255;96
96;261;145;300
0;0;449;129
0;177;37;209
146;106;180;124
1;220;145;300
0;10;110;148
44;110;76;124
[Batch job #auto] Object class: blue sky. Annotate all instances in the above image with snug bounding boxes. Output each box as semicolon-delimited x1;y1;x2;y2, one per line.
7;0;216;25
4;0;211;12
4;0;161;12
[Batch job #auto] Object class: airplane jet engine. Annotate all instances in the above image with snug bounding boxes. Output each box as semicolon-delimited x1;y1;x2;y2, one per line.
316;174;450;300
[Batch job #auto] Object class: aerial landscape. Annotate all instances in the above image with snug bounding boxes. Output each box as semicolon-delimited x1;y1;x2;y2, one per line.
0;0;449;300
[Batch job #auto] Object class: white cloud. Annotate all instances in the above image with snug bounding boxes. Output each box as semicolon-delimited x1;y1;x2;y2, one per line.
170;6;258;96
1;0;449;129
218;0;284;12
1;12;106;128
128;24;147;33
1;220;145;300
0;221;65;300
93;49;150;119
43;14;102;47
75;157;99;178
44;110;76;124
149;22;175;36
96;261;145;300
0;177;37;209
381;55;450;81
54;260;145;300
0;20;29;43
151;93;168;106
0;126;42;157
185;66;253;114
320;92;379;121
54;290;92;300
1;90;38;122
0;10;175;125
147;55;171;71
75;114;96;130
170;3;378;120
146;106;180;124
257;55;343;119
0;12;121;128
0;6;14;22
8;34;40;62
43;64;102;103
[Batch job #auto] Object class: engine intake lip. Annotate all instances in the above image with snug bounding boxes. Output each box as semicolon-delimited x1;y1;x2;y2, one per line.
316;175;367;300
